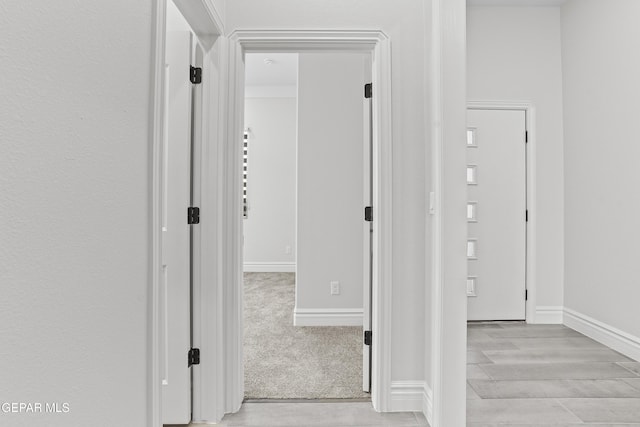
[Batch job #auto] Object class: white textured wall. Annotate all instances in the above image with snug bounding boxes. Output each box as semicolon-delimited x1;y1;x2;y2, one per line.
168;0;191;31
562;0;640;339
227;0;429;382
296;53;366;312
467;6;565;310
0;1;152;426
243;97;297;266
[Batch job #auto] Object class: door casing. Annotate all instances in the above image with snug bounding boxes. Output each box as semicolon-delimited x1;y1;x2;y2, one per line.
150;0;224;426
467;101;536;324
225;29;394;415
466;107;526;321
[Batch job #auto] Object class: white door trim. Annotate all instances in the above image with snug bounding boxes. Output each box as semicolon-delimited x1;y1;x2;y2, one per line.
467;101;536;324
149;2;166;425
225;29;393;414
429;0;467;426
150;1;224;425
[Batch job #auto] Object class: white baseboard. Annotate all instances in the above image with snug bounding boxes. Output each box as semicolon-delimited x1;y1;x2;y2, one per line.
423;384;433;426
564;307;640;362
389;381;432;424
534;306;564;324
293;308;362;326
243;262;295;273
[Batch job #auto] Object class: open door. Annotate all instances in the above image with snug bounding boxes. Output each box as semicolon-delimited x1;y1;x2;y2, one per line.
363;79;373;393
161;30;193;424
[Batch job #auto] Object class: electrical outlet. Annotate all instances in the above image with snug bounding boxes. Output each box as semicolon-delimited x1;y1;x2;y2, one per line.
330;281;340;295
285;245;291;255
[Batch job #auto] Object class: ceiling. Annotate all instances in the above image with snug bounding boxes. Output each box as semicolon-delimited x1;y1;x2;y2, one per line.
468;0;566;6
243;1;565;87
245;53;298;87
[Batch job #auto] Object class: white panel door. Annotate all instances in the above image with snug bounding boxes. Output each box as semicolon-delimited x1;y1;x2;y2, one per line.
362;81;372;393
162;30;192;424
467;109;526;321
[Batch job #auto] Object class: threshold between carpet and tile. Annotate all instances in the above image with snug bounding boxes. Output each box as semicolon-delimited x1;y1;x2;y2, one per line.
213;402;429;427
243;272;369;400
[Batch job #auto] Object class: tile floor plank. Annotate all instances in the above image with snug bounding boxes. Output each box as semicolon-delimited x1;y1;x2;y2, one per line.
467;364;491;380
467;323;640;426
468;424;640;427
558;398;640;423
483;348;632;364
480;362;639;380
485;327;584;339
504;336;607;350
468;350;493;364
466;399;582;424
468;379;640;399
619;362;640;376
467;382;482;400
624;378;640;391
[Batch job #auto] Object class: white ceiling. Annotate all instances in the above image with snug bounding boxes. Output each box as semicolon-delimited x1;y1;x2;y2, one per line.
243;1;565;87
245;53;298;87
468;0;566;6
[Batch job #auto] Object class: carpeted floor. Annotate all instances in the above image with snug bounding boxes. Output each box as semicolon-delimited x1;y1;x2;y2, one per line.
243;272;369;399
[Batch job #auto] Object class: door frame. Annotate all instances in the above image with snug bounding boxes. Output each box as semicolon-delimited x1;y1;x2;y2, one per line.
150;0;224;426
467;101;536;324
224;29;393;414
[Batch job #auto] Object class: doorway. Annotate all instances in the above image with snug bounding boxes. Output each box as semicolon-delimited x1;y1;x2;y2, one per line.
152;0;225;424
222;30;393;414
466;108;527;321
241;52;372;400
160;1;206;424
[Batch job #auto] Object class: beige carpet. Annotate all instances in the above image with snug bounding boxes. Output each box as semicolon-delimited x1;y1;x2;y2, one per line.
243;272;369;399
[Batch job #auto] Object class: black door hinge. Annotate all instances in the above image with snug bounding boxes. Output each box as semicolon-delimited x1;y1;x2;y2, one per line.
526;210;529;222
525;290;528;301
525;131;529;143
188;348;200;366
188;207;200;224
190;66;202;84
364;83;372;99
364;206;373;222
364;330;372;346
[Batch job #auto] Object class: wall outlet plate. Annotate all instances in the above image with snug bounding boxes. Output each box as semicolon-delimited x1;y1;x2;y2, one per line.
330;281;340;295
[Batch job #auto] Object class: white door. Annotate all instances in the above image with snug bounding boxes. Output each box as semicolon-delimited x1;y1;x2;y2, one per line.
466;109;526;321
162;30;193;424
362;80;372;393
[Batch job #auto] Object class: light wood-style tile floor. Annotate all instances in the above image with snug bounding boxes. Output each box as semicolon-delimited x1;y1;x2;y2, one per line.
467;322;640;426
172;323;640;427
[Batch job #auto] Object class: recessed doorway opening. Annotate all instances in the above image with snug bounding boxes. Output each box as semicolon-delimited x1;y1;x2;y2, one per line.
223;30;393;415
242;51;372;401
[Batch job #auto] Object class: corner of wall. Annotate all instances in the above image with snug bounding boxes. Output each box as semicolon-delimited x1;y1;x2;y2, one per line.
389;380;432;425
534;306;564;324
564;307;640;362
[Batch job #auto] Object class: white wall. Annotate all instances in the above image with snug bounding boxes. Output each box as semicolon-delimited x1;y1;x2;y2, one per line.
227;0;429;383
295;53;366;316
168;0;191;31
0;1;152;425
243;96;297;269
209;0;225;23
562;0;640;342
467;6;565;314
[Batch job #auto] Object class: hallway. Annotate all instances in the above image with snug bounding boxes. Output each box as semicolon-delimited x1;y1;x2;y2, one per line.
467;323;640;425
